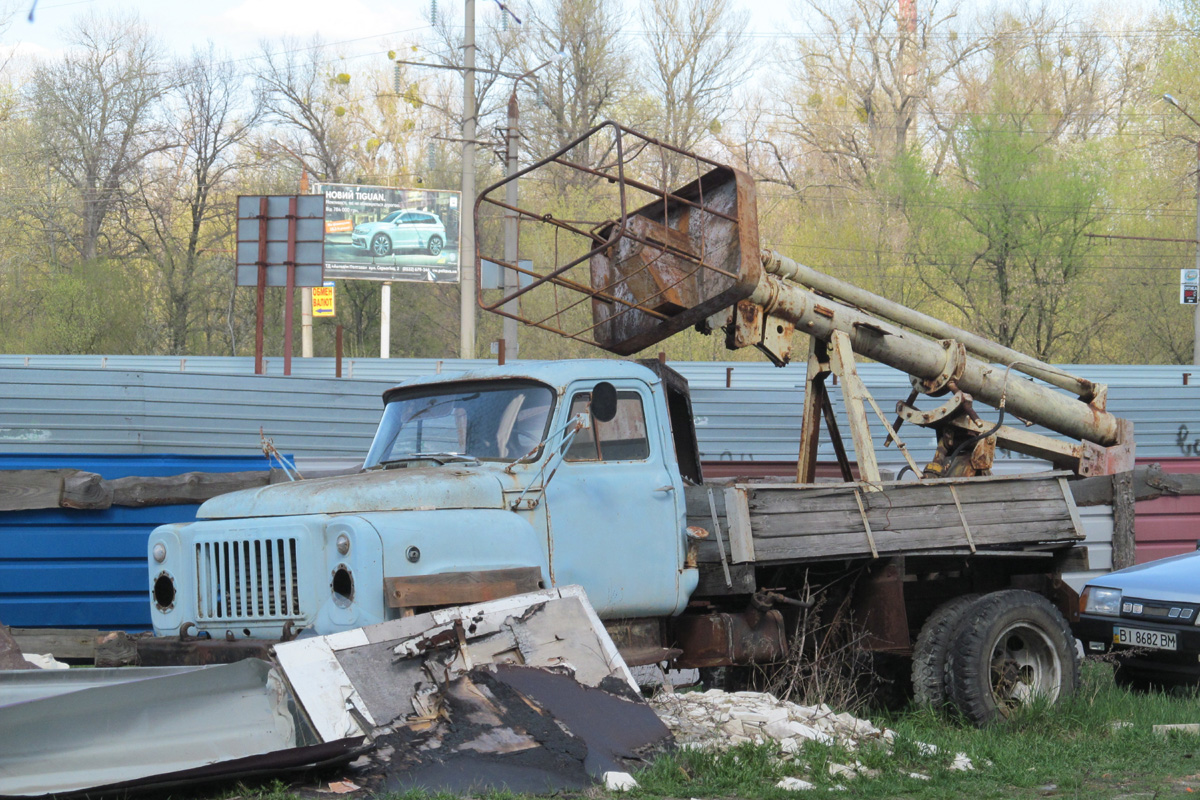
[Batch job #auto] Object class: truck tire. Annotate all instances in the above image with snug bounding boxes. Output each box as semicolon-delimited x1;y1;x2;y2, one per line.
946;589;1079;725
911;594;980;707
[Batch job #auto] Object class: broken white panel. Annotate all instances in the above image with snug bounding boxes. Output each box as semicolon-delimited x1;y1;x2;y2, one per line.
271;627;376;743
275;585;636;743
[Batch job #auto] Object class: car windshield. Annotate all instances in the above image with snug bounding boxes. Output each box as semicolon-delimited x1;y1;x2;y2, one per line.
381;211;402;223
364;380;555;467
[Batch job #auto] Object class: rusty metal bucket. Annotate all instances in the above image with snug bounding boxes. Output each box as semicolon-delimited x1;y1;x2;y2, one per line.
474;122;761;355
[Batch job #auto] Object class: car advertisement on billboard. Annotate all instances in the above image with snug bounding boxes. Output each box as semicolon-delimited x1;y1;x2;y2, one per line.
314;183;460;283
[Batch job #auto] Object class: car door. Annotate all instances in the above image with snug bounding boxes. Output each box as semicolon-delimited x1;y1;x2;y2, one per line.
394;212;419;250
542;380;688;618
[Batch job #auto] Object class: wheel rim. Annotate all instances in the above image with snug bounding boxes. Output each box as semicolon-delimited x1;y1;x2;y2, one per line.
988;622;1063;714
372;236;390;256
428;236;442;255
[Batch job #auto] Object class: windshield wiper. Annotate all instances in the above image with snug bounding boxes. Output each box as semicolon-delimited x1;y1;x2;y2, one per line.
372;452;477;468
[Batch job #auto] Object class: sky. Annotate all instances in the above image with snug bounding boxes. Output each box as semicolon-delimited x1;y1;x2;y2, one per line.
1;0;1169;69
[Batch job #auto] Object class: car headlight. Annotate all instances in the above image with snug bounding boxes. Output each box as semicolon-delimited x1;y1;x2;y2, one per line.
1081;586;1122;616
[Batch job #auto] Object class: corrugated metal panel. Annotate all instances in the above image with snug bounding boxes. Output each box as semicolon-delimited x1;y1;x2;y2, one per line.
1;368;392;457
1135;457;1200;564
5;360;1199;466
0;454;275;631
2;354;1197;388
1062;505;1114;592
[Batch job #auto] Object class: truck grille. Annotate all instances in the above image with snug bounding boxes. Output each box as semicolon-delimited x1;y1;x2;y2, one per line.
195;538;303;620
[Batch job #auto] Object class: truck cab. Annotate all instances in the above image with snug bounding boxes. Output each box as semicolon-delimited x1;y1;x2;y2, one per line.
147;360;699;641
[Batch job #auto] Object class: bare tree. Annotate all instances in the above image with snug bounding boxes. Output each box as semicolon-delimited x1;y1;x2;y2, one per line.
257;36;357;183
638;0;752;184
767;0;989;192
31;11;172;261
125;47;263;353
520;0;635;173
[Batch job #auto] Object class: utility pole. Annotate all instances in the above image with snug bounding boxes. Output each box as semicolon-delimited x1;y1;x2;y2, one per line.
459;0;477;359
1165;95;1200;365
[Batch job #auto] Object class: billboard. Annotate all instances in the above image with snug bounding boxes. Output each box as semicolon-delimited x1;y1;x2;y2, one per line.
314;183;460;283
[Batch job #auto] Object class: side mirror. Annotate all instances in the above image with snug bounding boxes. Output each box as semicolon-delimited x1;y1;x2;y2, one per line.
591;382;618;423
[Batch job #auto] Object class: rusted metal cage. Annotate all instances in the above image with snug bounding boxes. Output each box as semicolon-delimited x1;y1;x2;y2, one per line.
474;122;761;355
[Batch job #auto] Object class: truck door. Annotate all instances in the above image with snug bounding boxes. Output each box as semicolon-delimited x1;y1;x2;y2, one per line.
543;380;688;618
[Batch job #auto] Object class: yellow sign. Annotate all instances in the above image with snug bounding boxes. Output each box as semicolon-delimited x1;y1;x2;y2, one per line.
313;282;335;316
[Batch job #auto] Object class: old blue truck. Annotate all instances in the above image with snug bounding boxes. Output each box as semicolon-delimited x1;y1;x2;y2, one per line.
145;123;1136;724
149;356;1101;725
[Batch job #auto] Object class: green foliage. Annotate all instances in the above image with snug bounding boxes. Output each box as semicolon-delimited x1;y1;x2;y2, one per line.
1;260;151;355
903;115;1106;359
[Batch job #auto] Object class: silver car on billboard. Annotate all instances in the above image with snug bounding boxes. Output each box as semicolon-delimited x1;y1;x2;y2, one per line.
352;210;446;257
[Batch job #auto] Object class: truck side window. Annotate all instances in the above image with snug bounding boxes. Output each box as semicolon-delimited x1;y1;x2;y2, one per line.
565;391;650;462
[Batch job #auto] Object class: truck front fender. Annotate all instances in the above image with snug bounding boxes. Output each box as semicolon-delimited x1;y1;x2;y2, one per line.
356;509;550;610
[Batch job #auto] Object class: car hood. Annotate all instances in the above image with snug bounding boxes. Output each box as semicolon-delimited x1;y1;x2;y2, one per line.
356;221;387;232
196;465;506;519
1088;550;1200;601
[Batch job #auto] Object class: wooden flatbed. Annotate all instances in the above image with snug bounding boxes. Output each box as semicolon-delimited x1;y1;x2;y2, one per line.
685;472;1085;593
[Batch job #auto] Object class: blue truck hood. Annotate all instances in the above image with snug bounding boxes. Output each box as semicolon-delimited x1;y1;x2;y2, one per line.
1090;550;1200;600
196;465;507;519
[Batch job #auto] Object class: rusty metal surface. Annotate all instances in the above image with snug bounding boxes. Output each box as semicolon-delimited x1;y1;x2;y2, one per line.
133;635;275;667
669;607;786;668
384;567;543;609
474;122;761;355
849;558;910;653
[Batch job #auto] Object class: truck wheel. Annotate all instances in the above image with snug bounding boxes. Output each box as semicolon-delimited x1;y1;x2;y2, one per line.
911;594;980;708
946;590;1079;725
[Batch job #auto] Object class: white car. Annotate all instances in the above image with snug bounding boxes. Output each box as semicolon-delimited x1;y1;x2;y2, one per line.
352;211;446;257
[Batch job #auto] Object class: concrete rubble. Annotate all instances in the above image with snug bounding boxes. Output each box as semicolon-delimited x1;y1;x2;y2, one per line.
651;687;977;785
650;688;894;752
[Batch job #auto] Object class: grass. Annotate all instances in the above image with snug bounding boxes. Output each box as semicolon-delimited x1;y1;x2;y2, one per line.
633;660;1200;799
202;660;1200;799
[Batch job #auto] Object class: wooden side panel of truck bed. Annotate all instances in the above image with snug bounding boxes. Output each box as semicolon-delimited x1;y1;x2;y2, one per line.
685;472;1084;566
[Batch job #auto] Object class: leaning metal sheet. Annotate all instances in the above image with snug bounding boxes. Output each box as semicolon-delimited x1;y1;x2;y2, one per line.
0;659;314;797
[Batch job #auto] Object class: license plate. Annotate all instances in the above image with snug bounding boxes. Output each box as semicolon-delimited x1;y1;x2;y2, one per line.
1114;626;1178;651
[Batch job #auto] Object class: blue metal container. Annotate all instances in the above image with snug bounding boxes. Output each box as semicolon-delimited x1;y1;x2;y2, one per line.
0;454;275;631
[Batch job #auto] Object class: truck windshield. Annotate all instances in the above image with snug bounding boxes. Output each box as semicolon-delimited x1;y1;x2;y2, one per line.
364;380;555;466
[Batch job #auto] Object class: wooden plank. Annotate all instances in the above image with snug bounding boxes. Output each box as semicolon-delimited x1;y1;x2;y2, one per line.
1058;476;1086;540
384;567;542;608
10;628;100;660
829;330;881;483
706;487;733;587
796;339;826;484
0;470;69;511
948;485;976;553
852;487;879;558
1112;471;1136;570
60;471;113;509
752;520;1078;563
724;486;755;563
750;498;1071;538
109;471;272;507
747;476;1066;516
